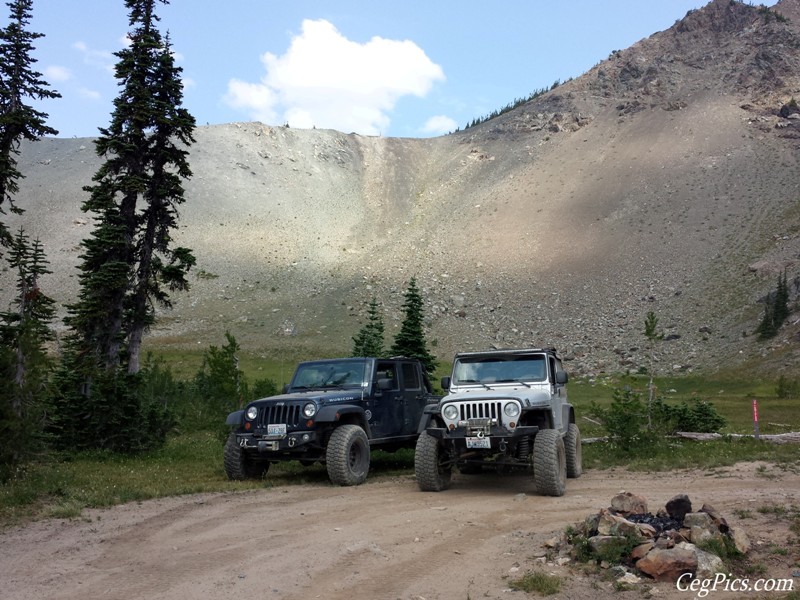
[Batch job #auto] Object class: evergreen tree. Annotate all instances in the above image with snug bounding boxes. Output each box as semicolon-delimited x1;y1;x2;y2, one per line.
757;271;791;340
0;228;54;475
352;296;385;357
390;277;436;373
125;33;196;373
0;0;59;247
775;270;790;326
65;0;195;374
51;0;193;452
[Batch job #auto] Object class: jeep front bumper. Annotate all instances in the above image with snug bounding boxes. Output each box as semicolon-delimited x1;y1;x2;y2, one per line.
235;431;320;453
425;424;539;445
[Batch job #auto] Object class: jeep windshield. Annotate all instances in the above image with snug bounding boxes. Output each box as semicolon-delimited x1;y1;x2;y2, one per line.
452;355;546;386
288;360;369;391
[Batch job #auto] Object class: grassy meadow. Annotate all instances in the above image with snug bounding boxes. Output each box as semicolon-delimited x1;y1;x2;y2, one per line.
2;351;799;528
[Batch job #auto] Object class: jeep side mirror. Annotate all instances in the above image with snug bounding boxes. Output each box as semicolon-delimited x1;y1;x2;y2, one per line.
441;376;451;390
555;371;568;385
377;378;393;391
282;384;289;393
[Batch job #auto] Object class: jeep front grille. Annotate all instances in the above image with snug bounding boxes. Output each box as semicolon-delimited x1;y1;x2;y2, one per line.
458;401;502;421
258;404;302;427
440;398;521;432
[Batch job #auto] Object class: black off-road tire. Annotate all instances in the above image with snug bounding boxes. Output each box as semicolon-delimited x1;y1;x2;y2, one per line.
326;425;371;486
532;429;566;497
415;431;452;491
224;432;270;480
565;423;582;479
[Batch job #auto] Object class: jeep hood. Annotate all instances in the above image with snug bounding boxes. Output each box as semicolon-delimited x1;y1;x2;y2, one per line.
441;387;552;407
252;389;365;405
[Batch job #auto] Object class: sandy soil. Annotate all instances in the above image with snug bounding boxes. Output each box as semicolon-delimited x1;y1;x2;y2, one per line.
1;462;799;600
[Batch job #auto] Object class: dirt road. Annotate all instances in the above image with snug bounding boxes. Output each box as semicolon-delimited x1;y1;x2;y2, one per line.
1;462;798;600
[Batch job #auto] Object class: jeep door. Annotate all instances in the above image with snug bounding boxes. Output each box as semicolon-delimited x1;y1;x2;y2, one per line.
369;360;402;439
399;362;427;435
548;354;566;431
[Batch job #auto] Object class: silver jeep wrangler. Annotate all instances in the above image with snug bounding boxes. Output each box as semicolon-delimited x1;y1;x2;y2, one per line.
414;347;580;496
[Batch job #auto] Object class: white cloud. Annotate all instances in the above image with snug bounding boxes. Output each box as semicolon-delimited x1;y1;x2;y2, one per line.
224;19;444;135
73;41;116;74
77;87;102;100
44;65;71;82
421;115;458;135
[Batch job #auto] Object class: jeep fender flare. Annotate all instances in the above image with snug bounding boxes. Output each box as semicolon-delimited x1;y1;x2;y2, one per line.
316;405;372;438
561;404;576;428
226;410;244;427
417;404;441;433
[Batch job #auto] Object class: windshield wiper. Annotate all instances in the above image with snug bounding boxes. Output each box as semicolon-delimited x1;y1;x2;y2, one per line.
459;379;492;389
495;379;531;388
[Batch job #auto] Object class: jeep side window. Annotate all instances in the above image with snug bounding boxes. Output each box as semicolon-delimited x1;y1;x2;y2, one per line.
401;362;422;391
376;362;399;391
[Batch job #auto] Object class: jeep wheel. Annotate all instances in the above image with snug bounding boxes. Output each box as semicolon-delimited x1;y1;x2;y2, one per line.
415;431;452;491
565;423;582;478
326;425;370;486
532;429;566;497
224;433;270;480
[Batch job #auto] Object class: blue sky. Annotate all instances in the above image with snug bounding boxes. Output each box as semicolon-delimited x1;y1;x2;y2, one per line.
26;0;777;139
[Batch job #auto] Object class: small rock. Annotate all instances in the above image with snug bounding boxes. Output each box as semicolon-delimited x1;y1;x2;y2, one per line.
665;494;692;521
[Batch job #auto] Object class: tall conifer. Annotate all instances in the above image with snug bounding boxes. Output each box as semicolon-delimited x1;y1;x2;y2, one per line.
352;296;385;357
0;0;59;247
390;278;436;373
53;0;193;451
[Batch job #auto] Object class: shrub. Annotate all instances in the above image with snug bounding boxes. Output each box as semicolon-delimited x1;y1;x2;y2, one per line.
776;375;800;399
590;388;726;453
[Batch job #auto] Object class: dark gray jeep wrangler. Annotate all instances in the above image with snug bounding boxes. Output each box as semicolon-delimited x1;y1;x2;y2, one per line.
225;356;439;486
414;347;580;496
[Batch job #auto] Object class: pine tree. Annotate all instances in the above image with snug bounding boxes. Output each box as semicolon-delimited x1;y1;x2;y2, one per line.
757;271;791;340
0;0;59;247
775;270;790;326
66;0;195;374
352;296;385;357
390;277;436;373
125;33;196;374
0;228;55;475
51;0;193;452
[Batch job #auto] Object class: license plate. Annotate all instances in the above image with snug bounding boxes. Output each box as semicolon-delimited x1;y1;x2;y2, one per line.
267;424;287;436
466;436;490;449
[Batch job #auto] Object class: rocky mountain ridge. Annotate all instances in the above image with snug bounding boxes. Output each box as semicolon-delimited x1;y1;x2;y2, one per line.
5;0;800;376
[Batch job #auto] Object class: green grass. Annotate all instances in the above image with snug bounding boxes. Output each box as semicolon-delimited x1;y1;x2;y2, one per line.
569;373;800;439
509;570;563;595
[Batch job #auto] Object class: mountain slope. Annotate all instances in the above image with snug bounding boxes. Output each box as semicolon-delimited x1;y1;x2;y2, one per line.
5;0;800;375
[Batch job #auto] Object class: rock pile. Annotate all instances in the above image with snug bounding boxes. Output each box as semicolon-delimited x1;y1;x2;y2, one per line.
566;492;750;584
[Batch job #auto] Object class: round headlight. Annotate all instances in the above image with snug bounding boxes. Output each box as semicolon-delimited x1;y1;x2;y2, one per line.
504;403;520;418
246;406;258;420
442;404;459;420
303;402;317;418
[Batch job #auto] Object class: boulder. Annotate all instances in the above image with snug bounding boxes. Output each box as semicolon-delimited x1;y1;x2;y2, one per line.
636;547;698;582
665;494;692;521
728;526;751;554
611;492;648;515
597;510;641;538
631;542;654;560
678;543;725;579
700;503;729;533
589;535;628;554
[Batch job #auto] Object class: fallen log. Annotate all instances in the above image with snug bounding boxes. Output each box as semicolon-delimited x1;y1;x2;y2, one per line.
675;431;800;444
